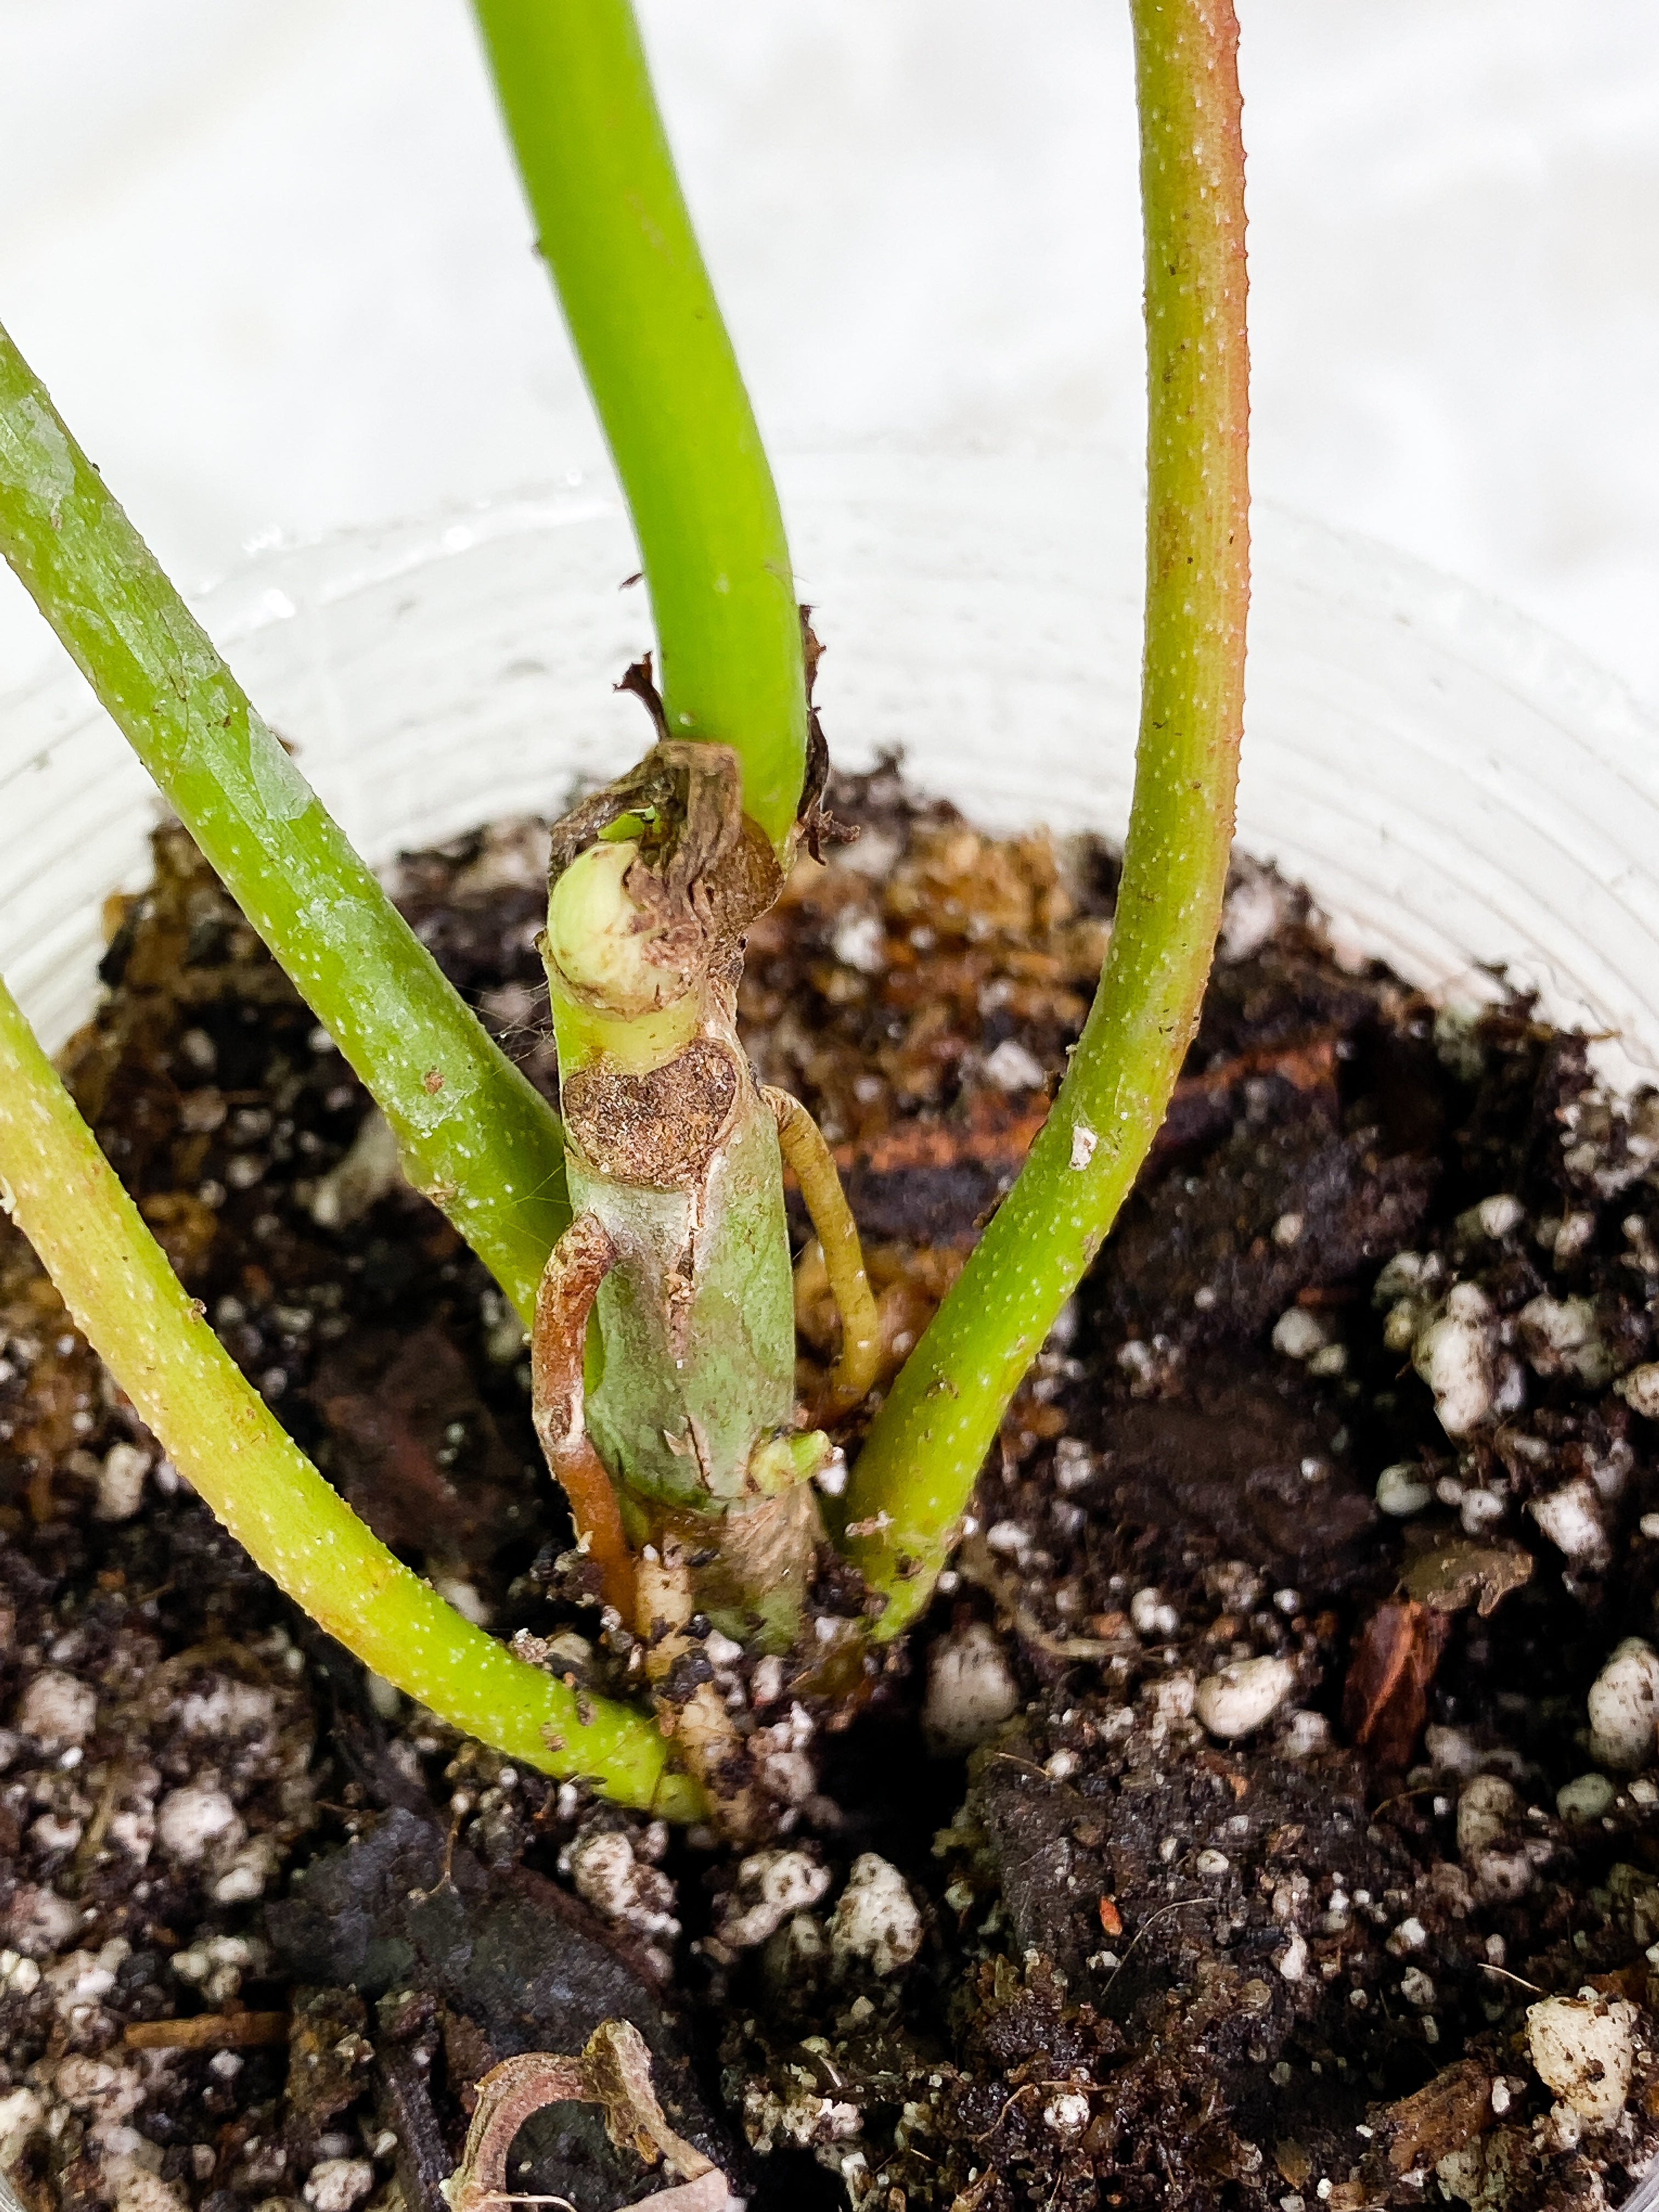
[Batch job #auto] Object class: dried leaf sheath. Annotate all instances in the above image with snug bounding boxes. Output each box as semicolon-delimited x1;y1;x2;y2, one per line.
531;1211;634;1615
443;2020;726;2212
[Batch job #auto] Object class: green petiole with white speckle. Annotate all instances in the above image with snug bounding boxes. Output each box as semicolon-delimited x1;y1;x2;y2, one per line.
0;321;569;1328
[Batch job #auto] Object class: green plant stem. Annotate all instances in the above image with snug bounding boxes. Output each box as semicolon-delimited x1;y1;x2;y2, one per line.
0;970;705;1823
842;0;1250;1635
0;321;568;1325
472;0;807;851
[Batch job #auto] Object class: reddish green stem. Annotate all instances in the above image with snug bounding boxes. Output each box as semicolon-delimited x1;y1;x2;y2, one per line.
842;0;1250;1632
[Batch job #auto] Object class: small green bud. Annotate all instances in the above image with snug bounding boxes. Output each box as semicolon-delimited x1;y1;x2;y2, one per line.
748;1426;833;1496
545;840;687;1019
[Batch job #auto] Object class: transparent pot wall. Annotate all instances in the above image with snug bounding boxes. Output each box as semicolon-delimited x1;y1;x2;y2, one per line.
3;452;1658;1085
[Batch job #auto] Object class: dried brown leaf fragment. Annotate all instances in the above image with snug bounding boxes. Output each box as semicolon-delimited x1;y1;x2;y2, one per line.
442;2019;727;2212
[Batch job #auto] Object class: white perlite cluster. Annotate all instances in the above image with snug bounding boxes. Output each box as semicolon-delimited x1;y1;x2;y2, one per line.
16;1669;97;1749
1618;1362;1659;1420
177;1679;277;1740
741;2076;861;2160
155;1783;243;1866
3;1884;80;1958
1412;1283;1522;1440
749;1699;818;1810
1372;1211;1643;1522
1453;1193;1526;1246
1516;1294;1614;1389
1129;1586;1179;1640
1374;1249;1444;1346
1587;1638;1659;1770
52;2049;148;2157
1372;1251;1533;1442
1370;1233;1652;1571
828;1854;923;1976
1455;1774;1549;1901
1558;1091;1659;1201
1268;1300;1347;1377
94;1442;151;1523
567;1827;680;1966
716;1849;832;1950
302;2159;376;2212
1528;1476;1613;1572
1527;1990;1637;2128
0;2087;45;2169
1455;1774;1516;1860
922;1621;1020;1756
173;1931;268;2005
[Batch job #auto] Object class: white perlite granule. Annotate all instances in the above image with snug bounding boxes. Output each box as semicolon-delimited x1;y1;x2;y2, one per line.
922;1622;1020;1756
1194;1656;1295;1741
828;1854;922;1976
94;1443;150;1522
717;1849;832;1950
1527;1991;1636;2126
302;2159;376;2212
155;1785;242;1865
17;1669;96;1748
1587;1639;1659;1769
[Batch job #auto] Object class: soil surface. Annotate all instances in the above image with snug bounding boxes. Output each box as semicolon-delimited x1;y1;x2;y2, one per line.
5;762;1659;2212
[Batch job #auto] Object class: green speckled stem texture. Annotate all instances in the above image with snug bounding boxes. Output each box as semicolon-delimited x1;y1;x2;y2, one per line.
472;0;807;850
0;970;704;1822
843;0;1250;1632
0;321;568;1326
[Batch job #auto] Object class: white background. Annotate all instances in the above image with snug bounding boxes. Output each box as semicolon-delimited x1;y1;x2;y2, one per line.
1;1;1656;704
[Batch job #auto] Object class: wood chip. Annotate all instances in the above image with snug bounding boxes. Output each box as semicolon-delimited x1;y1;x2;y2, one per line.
1382;2057;1493;2174
1402;1538;1533;1617
1343;1599;1451;1769
445;2019;727;2212
125;2011;288;2051
1275;2140;1311;2187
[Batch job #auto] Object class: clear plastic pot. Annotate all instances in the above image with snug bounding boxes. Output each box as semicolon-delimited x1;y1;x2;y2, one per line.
3;450;1657;1087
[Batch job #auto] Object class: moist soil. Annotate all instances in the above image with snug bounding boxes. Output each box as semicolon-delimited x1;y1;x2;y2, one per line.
5;760;1659;2212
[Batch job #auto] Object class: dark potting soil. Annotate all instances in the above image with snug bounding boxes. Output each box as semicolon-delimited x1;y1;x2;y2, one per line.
4;760;1659;2212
